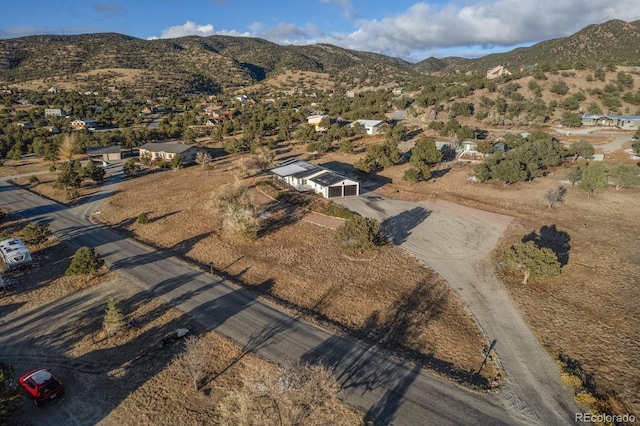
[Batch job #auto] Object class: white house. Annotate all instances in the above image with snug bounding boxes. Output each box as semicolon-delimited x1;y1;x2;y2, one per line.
71;118;98;130
580;114;640;130
351;119;384;135
138;143;204;164
270;159;359;198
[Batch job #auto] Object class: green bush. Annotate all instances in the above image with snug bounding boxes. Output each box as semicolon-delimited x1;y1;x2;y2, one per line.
137;213;149;224
19;222;51;245
65;246;104;275
29;175;40;186
335;215;385;252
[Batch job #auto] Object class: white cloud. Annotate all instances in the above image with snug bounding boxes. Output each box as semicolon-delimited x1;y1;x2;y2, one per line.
151;21;216;39
321;0;640;58
145;0;640;59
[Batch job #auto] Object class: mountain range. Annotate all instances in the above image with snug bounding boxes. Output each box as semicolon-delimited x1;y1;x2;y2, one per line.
1;19;639;92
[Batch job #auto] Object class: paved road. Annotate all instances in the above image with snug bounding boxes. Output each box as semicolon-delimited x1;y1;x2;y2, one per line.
0;180;529;425
335;192;582;425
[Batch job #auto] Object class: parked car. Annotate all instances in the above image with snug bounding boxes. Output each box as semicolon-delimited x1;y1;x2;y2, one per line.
18;369;64;405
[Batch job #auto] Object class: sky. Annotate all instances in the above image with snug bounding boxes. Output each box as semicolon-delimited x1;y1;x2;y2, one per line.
2;0;640;63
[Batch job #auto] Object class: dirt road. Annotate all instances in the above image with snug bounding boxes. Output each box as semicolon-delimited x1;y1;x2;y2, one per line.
335;193;582;425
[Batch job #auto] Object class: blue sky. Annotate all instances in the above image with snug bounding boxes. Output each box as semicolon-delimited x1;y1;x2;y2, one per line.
2;0;640;62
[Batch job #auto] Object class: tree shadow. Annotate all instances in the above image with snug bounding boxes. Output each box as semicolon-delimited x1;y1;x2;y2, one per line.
431;167;451;179
380;207;431;245
364;363;421;426
522;224;571;266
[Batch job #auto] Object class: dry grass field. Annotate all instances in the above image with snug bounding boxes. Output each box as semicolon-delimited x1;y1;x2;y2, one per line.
94;157;498;386
365;135;640;416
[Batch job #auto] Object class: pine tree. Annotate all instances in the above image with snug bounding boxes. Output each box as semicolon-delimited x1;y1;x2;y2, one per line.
103;298;126;338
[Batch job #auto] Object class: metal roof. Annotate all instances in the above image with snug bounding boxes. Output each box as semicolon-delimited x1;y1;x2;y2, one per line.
353;119;383;128
139;143;197;154
86;145;121;154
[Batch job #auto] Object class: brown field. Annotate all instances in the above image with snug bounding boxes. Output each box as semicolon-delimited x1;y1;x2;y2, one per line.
366;144;640;415
94;156;498;385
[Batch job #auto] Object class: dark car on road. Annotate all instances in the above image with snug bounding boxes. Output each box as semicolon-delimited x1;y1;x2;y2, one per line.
18;369;64;405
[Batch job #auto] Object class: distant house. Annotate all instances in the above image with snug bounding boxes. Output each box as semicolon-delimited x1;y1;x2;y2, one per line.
204;118;217;127
270;159;359;198
206;105;234;121
392;87;405;95
44;126;60;134
86;145;121;162
44;108;66;117
307;114;329;131
351;119;384;135
345;90;355;98
71;118;98;130
486;65;511;79
47;87;58;94
138;143;203;164
580;114;640;130
15;121;34;129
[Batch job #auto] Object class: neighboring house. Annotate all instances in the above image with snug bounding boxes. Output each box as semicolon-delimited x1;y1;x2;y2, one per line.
15;121;34;129
307;114;329;131
486;65;512;79
71;118;98;130
351;119;384;135
44;108;66;117
580;114;640;130
0;238;32;271
44;126;60;134
86;145;122;162
270;159;359;198
138;143;203;164
206;106;234;120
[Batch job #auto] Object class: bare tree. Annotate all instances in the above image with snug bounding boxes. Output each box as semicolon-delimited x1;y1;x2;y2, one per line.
543;185;566;208
174;335;209;391
58;133;80;161
196;151;213;171
212;181;262;239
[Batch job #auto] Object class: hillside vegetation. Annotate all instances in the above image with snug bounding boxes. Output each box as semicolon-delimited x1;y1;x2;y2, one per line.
2;20;640;94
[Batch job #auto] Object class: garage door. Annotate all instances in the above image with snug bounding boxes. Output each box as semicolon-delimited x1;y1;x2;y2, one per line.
328;186;342;198
343;185;358;196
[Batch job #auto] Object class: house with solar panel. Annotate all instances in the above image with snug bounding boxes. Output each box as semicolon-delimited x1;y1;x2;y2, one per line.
270;159;360;198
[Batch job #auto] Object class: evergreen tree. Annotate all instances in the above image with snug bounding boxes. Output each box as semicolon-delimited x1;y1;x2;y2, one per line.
503;241;561;284
66;246;104;275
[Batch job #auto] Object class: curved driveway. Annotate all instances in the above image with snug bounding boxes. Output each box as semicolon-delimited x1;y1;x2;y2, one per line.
335;193;582;425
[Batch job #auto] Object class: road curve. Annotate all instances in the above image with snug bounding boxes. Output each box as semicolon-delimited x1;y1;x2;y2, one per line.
335;193;582;425
0;180;529;425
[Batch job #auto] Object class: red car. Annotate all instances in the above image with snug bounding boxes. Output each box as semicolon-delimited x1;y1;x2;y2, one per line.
18;369;64;405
